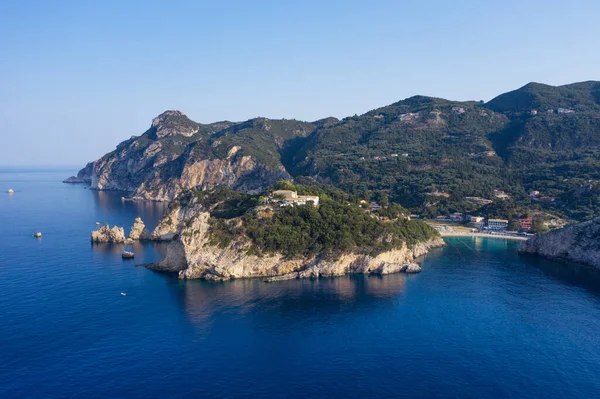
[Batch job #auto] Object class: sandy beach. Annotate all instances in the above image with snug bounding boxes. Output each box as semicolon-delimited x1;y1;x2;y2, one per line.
439;232;529;241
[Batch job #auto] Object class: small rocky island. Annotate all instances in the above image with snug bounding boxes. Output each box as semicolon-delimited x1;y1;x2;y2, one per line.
140;182;444;281
91;217;150;244
520;216;600;269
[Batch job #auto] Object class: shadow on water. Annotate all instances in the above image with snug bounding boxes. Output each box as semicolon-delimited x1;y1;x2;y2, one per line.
446;237;600;296
176;274;409;327
90;241;168;265
90;190;169;231
520;253;600;297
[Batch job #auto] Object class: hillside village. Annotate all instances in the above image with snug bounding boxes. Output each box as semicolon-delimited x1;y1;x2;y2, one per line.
422;186;567;237
261;176;572;240
265;184;557;238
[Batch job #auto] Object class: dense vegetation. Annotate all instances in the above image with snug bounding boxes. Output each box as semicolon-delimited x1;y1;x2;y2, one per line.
242;199;437;258
79;81;600;222
290;82;600;221
196;185;438;259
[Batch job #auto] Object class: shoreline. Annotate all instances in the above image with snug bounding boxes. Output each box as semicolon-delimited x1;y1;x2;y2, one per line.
439;232;528;241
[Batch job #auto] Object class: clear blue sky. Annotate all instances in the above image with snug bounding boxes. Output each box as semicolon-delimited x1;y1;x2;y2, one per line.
1;0;599;166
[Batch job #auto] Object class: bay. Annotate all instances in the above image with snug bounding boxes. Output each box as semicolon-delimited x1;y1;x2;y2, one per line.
1;170;600;398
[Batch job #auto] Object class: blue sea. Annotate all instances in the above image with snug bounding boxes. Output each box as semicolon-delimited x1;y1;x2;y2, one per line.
2;169;600;398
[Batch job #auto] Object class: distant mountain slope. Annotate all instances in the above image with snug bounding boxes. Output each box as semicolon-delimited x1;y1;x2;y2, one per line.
67;80;600;220
486;81;600;159
486;81;600;113
290;96;510;208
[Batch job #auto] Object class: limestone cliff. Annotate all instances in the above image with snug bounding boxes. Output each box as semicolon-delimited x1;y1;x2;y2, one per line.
65;111;317;201
146;198;445;281
519;216;600;269
91;225;126;243
128;217;150;240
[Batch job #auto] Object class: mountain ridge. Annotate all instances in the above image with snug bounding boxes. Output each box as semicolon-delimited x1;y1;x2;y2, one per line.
66;80;600;220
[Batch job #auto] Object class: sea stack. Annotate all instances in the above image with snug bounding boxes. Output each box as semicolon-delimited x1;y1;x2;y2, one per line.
91;225;126;243
128;217;150;240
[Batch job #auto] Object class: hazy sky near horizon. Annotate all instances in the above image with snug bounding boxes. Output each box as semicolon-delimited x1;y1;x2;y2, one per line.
1;0;599;166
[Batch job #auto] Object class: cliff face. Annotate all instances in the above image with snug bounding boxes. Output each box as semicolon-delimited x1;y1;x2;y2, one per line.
91;225;126;243
130;151;290;201
65;111;311;201
519;216;600;268
146;202;445;281
63;162;93;184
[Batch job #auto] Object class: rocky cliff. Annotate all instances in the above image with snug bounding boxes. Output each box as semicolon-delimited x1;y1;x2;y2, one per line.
519;216;600;269
91;217;150;243
65;111;317;201
145;195;445;281
128;217;150;240
91;225;126;243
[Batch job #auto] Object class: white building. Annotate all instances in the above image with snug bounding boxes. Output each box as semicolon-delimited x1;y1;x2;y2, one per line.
467;215;484;223
272;190;319;207
468;216;485;230
487;219;508;231
493;189;510;199
557;108;575;114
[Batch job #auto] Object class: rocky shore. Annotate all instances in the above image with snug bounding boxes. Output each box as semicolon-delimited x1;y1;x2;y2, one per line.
91;217;150;244
91;225;126;243
128;217;150;241
519;216;600;269
144;200;445;281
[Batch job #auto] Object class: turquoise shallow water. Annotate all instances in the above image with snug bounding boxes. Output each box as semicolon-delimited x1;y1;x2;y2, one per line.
2;169;600;398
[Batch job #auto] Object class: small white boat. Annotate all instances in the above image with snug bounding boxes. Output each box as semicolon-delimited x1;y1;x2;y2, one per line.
122;251;135;259
7;189;14;194
121;292;127;296
95;222;101;225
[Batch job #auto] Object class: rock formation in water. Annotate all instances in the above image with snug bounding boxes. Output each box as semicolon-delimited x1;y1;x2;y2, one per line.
519;216;600;269
91;225;126;243
128;217;150;240
145;189;445;281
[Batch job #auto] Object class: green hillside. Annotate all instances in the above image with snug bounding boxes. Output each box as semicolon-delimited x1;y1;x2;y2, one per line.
282;81;600;220
486;81;600;113
71;81;600;221
290;96;511;211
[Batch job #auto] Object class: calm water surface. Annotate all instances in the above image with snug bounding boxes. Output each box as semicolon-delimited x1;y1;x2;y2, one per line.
1;169;600;398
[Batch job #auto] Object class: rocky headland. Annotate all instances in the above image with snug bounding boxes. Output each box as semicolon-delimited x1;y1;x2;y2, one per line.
519;216;600;269
143;187;445;281
64;111;315;201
